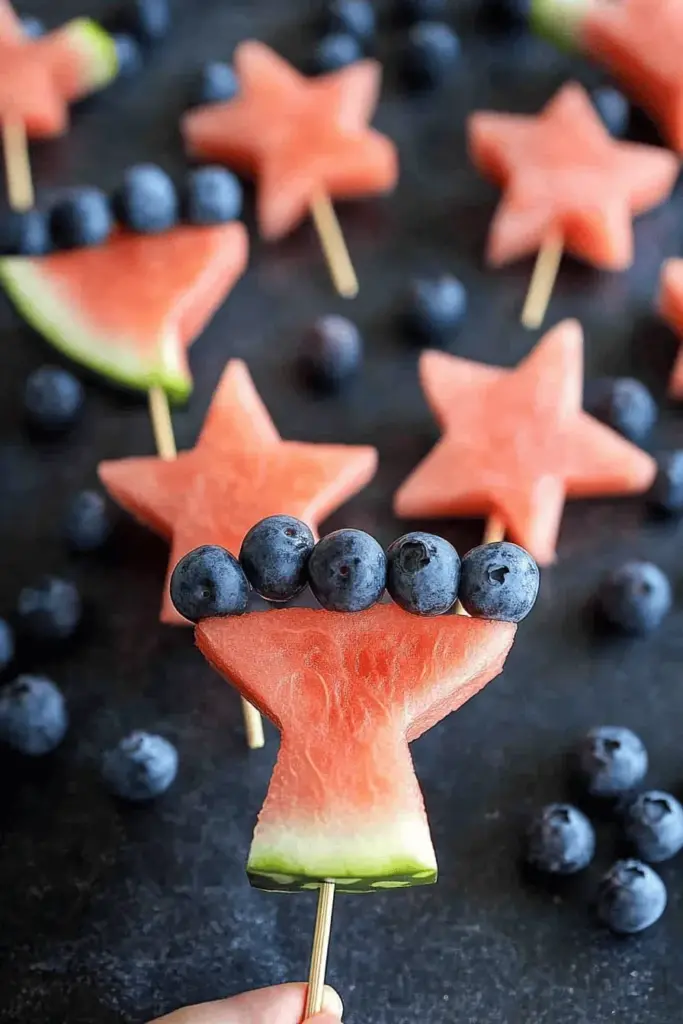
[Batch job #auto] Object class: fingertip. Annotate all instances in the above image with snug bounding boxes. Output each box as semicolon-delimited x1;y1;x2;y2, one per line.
321;985;344;1019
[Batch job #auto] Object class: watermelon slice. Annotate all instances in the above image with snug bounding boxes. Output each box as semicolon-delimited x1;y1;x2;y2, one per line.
197;604;516;892
0;224;249;399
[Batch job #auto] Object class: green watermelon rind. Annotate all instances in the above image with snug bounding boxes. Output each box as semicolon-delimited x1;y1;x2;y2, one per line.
248;867;437;895
61;18;120;91
0;258;193;400
529;0;589;50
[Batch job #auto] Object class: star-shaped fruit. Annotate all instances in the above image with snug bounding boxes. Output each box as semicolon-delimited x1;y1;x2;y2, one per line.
99;359;378;623
0;0;117;137
657;258;683;399
182;40;398;240
468;82;678;270
393;319;656;565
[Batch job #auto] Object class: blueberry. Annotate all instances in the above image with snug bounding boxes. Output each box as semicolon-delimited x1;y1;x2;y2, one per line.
323;0;376;41
649;452;683;515
386;531;460;616
189;61;239;107
17;576;82;642
404;273;467;345
525;803;596;875
170;545;249;622
102;730;178;801
108;0;170;46
596;561;671;635
240;516;315;603
112;164;178;234
113;33;144;77
20;15;44;38
0;619;15;673
398;0;448;22
400;22;461;91
0;207;50;255
575;726;648;799
458;542;539;622
591;86;630;137
623;791;683;863
0;675;68;756
49;188;113;250
313;32;362;73
64;490;113;553
597;860;667;934
480;0;530;29
24;366;84;434
181;167;243;226
584;377;657;444
298;315;363;391
307;529;386;612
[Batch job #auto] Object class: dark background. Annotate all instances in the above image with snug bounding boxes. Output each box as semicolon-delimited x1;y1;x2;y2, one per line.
2;1;683;1021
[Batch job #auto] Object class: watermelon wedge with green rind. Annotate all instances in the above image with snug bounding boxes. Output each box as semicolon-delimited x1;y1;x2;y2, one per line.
0;224;249;399
197;604;516;893
529;0;590;49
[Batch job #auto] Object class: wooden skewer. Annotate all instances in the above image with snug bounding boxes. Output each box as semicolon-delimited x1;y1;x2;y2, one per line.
303;881;336;1020
310;193;359;299
520;231;564;330
148;385;265;750
456;514;506;615
3;117;34;211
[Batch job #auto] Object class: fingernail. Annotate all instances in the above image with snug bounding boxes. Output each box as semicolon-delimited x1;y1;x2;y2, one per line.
321;985;344;1018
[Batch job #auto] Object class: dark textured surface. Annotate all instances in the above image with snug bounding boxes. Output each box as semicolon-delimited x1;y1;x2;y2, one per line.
2;1;683;1022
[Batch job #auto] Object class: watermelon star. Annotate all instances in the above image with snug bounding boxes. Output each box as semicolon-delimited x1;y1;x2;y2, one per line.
197;603;516;892
468;81;678;270
182;40;398;241
99;359;378;623
393;319;657;565
657;258;683;399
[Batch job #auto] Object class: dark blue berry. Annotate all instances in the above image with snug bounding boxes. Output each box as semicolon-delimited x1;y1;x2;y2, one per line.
480;0;530;29
307;529;386;612
20;15;44;38
189;61;238;107
649;451;683;514
591;86;630;137
113;33;144;77
240;516;315;603
0;675;68;756
110;0;170;46
112;164;178;234
102;730;178;801
597;561;671;635
182;167;243;225
575;726;648;799
0;619;15;673
49;188;113;250
0;207;50;255
64;490;113;553
324;0;376;40
24;366;84;434
17;576;82;642
400;22;461;91
399;0;447;22
584;377;657;443
624;791;683;863
597;860;667;934
404;273;467;345
458;542;539;622
526;803;596;875
170;545;249;622
386;531;460;616
313;32;361;73
299;315;362;391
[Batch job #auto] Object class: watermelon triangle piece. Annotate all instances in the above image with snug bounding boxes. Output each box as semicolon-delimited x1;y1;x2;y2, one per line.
0;224;248;399
197;604;516;892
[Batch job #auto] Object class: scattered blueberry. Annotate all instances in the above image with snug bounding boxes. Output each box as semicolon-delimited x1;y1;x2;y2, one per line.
112;164;178;234
17;576;82;642
102;730;178;801
526;803;596;875
480;0;530;30
313;32;362;73
24;366;84;434
64;490;113;553
108;0;170;46
458;542;539;622
113;33;144;77
575;726;648;799
20;14;44;37
170;545;249;622
240;516;315;603
0;207;50;255
189;61;238;107
0;675;68;756
323;0;376;41
400;22;461;91
181;167;243;225
386;531;460;616
649;451;683;515
404;273;467;345
299;315;363;391
584;377;657;444
49;188;113;250
591;86;630;137
624;791;683;863
0;619;14;673
307;529;387;612
596;561;672;635
597;860;667;934
398;0;448;22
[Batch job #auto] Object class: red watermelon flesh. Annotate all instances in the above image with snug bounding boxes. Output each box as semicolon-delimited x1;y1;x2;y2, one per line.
197;604;516;892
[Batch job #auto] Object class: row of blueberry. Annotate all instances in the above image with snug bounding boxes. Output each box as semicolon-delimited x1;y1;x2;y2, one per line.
169;516;540;622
